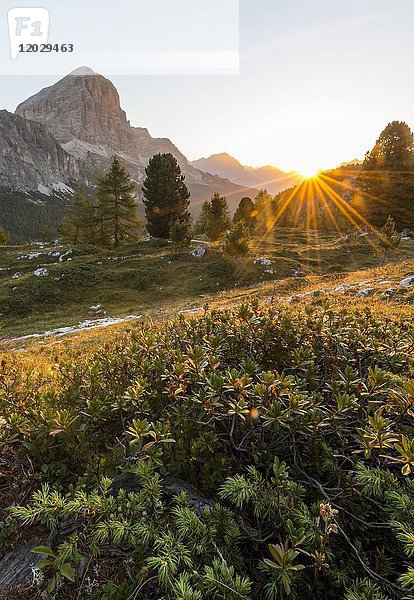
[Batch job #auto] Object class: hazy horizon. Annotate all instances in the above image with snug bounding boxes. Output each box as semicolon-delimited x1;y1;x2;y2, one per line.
2;0;414;177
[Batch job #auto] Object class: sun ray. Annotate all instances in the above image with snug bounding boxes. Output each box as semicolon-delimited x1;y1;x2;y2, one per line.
262;181;305;236
307;178;322;272
316;177;383;251
292;179;309;229
321;171;402;218
312;176;343;236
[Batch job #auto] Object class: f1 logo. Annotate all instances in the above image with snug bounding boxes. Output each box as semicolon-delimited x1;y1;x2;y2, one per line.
8;8;50;59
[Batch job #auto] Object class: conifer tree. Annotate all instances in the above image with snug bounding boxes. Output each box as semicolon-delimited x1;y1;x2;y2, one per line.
205;193;230;242
170;219;192;250
97;157;138;248
59;187;96;244
254;189;274;233
233;197;256;231
224;221;250;256
356;121;414;227
194;200;210;236
142;153;190;239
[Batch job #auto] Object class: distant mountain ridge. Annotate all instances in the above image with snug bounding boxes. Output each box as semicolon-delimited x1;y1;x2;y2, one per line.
192;153;303;195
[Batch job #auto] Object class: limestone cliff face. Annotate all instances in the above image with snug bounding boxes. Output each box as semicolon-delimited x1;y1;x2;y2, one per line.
0;110;78;191
16;69;132;149
15;68;222;189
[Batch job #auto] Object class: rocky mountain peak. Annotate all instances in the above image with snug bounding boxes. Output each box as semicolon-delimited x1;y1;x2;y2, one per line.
16;67;130;149
68;66;97;76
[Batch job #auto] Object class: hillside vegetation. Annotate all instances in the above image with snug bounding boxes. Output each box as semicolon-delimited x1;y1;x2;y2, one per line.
0;290;414;599
1;228;414;340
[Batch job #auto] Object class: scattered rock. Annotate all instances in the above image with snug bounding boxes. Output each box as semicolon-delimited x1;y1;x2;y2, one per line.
399;228;413;239
333;283;352;292
357;288;373;298
11;272;21;280
10;314;143;342
59;250;72;263
400;275;414;288
382;288;398;299
0;535;55;592
89;304;104;315
33;268;49;277
191;244;207;259
254;257;272;267
18;252;41;261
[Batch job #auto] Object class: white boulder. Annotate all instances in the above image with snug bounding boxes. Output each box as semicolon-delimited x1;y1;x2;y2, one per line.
34;268;49;277
191;244;207;258
357;288;372;298
400;276;414;288
254;257;272;267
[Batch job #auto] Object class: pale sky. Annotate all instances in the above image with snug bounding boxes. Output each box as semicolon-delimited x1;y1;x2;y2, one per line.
1;0;414;176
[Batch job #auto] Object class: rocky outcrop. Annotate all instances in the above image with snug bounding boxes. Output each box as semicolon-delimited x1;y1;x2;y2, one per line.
0;535;55;592
0;110;78;192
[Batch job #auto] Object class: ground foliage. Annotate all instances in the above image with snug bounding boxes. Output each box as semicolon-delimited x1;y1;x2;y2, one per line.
1;299;414;599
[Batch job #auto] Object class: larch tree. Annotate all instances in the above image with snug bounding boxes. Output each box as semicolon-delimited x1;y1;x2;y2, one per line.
59;187;96;244
194;200;210;236
97;156;138;248
254;189;274;233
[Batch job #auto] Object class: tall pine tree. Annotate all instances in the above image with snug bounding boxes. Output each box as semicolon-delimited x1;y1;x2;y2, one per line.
205;193;230;242
142;153;190;239
97;157;138;248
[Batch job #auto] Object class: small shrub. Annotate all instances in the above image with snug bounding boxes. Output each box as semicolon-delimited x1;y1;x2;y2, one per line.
380;216;400;249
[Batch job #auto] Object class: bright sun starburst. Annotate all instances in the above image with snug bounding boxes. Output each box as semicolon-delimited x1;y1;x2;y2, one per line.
300;167;321;180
